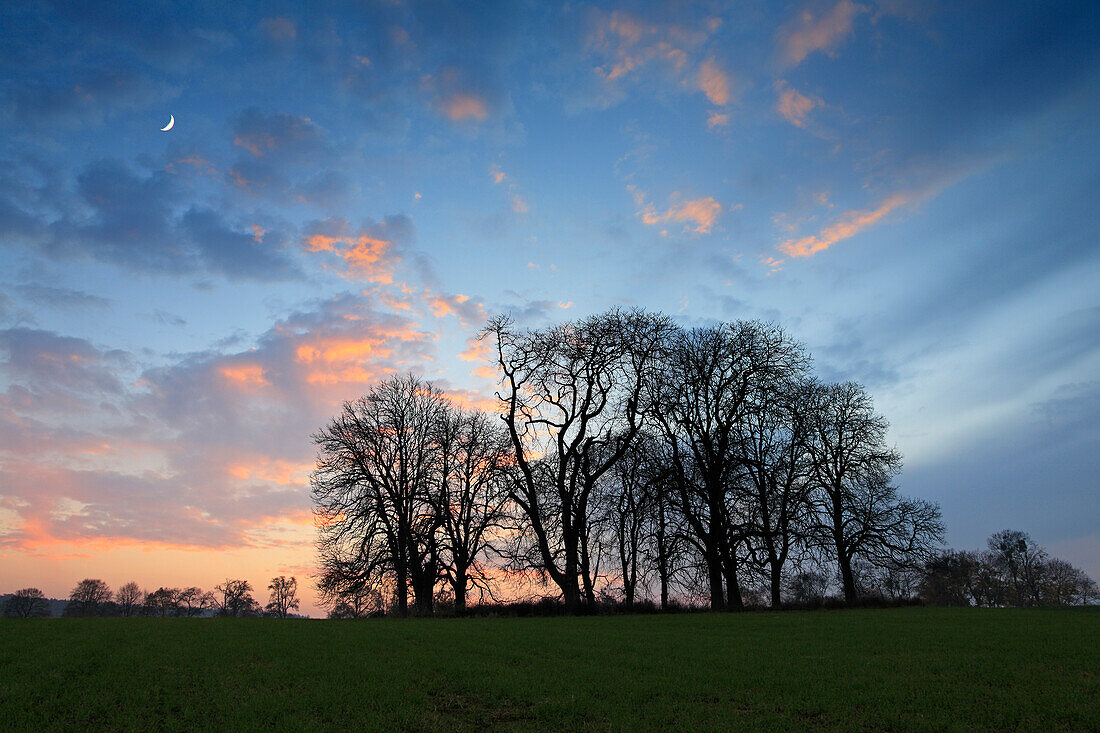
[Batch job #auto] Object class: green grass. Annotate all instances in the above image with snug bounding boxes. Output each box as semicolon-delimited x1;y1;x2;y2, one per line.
1;608;1097;731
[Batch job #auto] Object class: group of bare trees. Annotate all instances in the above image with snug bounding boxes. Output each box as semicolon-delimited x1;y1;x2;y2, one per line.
312;309;948;616
3;576;301;618
312;377;512;616
921;530;1098;607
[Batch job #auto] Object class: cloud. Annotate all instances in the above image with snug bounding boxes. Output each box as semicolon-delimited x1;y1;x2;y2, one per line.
696;58;731;106
778;192;914;257
7;67;174;127
302;215;412;283
777;0;866;68
438;93;489;121
775;81;821;128
581;9;725;113
707;111;729;128
0;294;438;556
14;285;113;310
180;207;301;282
422;66;497;122
4;158;301;282
428;293;487;325
260;17;296;43
631;187;723;235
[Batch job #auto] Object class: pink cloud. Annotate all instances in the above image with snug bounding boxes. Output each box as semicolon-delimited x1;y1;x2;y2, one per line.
778;192;914;257
778;1;866;68
632;187;723;235
439;93;489;121
775;81;821;127
697;58;731;106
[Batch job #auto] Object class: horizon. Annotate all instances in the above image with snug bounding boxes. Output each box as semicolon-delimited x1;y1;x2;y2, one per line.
1;0;1097;618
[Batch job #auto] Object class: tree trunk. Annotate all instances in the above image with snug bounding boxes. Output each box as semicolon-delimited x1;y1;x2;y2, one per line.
454;568;467;611
770;561;783;608
724;559;744;610
707;554;725;610
838;552;857;603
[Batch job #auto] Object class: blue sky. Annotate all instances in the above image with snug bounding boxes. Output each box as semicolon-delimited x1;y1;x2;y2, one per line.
1;0;1097;611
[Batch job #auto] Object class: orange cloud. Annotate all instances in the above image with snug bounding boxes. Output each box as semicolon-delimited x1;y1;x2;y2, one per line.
445;388;499;413
489;164;506;184
219;364;270;387
635;189;723;235
458;337;492;363
228;457;312;486
778;0;865;68
304;233;394;283
778;192;913;258
707;111;730;128
440;94;488;121
429;293;469;318
697;58;731;106
775;82;820;127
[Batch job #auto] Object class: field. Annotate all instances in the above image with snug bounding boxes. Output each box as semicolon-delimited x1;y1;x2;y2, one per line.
2;607;1097;730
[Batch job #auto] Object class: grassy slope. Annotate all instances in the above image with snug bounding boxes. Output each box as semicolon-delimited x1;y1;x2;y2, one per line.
1;607;1097;731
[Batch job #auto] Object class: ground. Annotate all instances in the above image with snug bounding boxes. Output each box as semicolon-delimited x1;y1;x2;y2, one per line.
1;607;1096;730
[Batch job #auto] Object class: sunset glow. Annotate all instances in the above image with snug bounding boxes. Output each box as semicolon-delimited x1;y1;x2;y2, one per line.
1;0;1097;617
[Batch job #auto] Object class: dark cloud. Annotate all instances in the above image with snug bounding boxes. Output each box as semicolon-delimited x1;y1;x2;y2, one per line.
14;284;113;310
180;207;301;282
0;327;128;400
3;157;303;282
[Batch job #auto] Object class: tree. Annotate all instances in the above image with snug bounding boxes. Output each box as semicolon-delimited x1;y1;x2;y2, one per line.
266;576;300;618
650;321;809;610
116;581;143;617
3;588;50;618
486;309;675;611
739;377;815;608
434;408;513;610
805;382;943;603
178;587;214;617
215;579;260;617
143;587;182;617
596;434;663;607
1039;558;1098;606
66;578;112;616
986;529;1047;606
312;374;449;616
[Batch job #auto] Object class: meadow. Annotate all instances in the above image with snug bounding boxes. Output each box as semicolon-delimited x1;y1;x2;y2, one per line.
1;607;1096;730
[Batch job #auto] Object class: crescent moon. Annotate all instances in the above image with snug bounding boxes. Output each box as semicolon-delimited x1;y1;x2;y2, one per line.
160;115;175;132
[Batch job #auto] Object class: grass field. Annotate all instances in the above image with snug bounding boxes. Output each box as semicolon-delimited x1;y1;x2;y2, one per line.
1;607;1097;730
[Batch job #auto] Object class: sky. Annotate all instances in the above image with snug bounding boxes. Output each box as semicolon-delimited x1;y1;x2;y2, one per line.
1;0;1097;617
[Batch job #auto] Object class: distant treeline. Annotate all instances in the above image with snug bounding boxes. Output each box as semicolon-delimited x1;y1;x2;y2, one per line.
310;310;1097;617
2;576;301;619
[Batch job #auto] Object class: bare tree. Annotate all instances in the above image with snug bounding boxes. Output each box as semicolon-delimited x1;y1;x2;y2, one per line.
266;576;300;617
596;434;664;607
215;579;260;617
434;408;512;610
66;578;112;616
805;382;943;603
486;309;675;611
739;378;816;608
3;588;50;618
178;587;214;617
650;321;809;610
312;374;448;616
986;529;1048;606
115;581;142;617
143;587;182;617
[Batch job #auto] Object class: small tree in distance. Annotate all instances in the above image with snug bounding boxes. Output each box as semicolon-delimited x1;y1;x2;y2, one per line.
215;579;261;617
3;588;51;618
116;582;142;617
266;576;300;618
66;579;112;617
